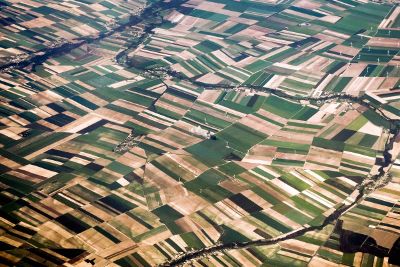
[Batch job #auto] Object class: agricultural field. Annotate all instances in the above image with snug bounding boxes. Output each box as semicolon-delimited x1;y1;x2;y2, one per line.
0;0;399;266
0;0;146;65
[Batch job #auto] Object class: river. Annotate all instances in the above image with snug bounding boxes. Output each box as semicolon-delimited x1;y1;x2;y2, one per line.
1;0;399;265
0;0;186;72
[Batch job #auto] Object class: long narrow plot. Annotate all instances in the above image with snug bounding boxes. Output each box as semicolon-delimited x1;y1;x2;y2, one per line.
0;0;399;266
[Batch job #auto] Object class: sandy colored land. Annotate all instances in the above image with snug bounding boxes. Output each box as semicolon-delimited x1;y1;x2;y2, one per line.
368;37;400;48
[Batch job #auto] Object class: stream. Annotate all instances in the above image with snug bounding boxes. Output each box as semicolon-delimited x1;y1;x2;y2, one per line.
0;0;399;265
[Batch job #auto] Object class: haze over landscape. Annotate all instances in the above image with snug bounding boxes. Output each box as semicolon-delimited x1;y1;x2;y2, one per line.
0;0;400;266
